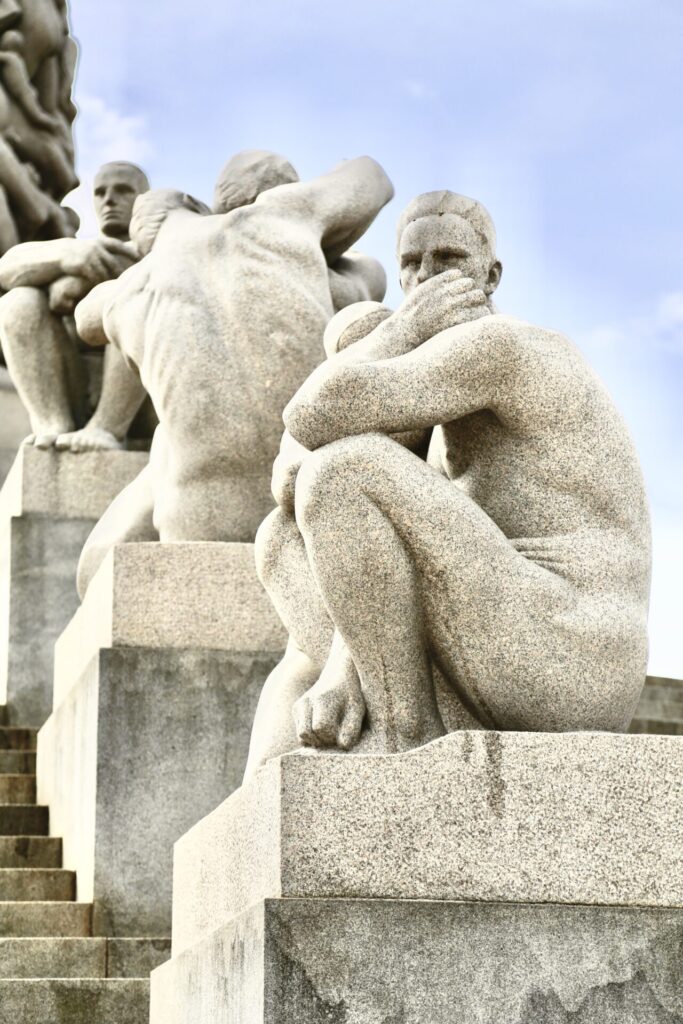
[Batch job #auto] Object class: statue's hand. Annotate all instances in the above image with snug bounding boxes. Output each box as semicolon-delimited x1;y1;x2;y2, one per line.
401;269;489;346
60;239;136;285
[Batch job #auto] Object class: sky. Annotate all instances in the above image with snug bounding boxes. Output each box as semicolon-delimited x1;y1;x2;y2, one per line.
65;0;682;676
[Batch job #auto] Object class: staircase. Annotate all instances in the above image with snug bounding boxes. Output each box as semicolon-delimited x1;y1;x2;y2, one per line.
0;708;169;1023
631;676;683;737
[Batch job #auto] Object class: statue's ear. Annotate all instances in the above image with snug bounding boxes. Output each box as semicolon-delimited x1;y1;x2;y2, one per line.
486;260;502;295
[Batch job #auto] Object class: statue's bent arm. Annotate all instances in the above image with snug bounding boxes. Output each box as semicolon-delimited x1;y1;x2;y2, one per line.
0;239;74;289
266;156;394;264
284;318;513;450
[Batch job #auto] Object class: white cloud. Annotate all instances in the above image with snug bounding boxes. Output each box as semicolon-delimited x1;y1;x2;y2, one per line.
62;94;154;238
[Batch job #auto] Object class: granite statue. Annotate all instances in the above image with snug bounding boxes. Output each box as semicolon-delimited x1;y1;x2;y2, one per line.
244;190;652;775
0;0;78;252
74;153;393;597
0;161;153;450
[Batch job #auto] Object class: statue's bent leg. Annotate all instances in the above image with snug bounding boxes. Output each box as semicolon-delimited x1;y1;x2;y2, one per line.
57;346;148;452
244;507;335;778
0;287;76;444
76;462;157;600
296;433;592;748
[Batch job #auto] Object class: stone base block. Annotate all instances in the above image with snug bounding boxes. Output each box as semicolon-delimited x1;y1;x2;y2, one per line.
38;645;279;937
151;898;683;1024
170;731;683;955
53;541;286;708
0;978;149;1024
0;448;148;725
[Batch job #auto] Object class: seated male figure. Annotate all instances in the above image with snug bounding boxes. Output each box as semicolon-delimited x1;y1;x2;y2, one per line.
245;191;651;775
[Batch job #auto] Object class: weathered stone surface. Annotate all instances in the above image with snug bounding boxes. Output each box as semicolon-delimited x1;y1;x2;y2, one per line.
0;900;91;937
0;936;106;979
0;804;46;835
0;978;149;1024
151;898;683;1024
0;936;170;978
0;448;148;724
172;732;683;955
107;937;171;978
0;835;61;868
0;867;74;901
247;189;651;770
0;446;148;520
0;772;35;802
0;369;29;485
53;541;286;708
75;155;393;594
38;644;281;936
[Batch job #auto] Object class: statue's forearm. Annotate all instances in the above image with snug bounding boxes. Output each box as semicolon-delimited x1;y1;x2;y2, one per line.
0;241;72;290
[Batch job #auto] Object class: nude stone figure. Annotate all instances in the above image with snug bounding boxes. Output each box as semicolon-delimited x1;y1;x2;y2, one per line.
0;161;152;450
244;190;652;776
73;154;392;597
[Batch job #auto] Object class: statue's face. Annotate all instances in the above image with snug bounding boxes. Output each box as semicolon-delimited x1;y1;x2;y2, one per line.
93;167;148;239
399;214;496;296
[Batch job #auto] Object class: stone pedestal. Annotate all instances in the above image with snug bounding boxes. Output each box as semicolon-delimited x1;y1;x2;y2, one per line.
0;370;30;487
0;447;148;726
151;732;683;1023
37;542;286;937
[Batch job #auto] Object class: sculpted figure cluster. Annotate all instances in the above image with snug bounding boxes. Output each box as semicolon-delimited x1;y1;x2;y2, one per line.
0;0;78;251
0;124;650;762
74;152;393;595
0;161;152;450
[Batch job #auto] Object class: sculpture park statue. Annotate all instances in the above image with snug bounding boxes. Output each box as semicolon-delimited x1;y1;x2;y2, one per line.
0;161;153;450
73;153;393;597
244;190;652;776
0;0;78;251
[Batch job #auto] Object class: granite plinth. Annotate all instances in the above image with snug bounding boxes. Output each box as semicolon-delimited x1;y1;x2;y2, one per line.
151;899;683;1024
53;542;287;709
0;448;148;725
171;731;683;955
38;542;286;936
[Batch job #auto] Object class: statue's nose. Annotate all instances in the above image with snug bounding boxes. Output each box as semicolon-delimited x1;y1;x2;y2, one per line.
416;257;433;283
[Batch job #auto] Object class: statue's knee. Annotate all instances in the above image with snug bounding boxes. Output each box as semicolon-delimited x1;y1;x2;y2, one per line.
0;287;47;335
295;437;369;529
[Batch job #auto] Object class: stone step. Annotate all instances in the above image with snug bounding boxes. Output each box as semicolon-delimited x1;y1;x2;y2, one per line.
0;978;149;1023
0;751;36;774
0;836;62;868
635;700;683;724
645;675;683;692
0;728;37;751
0;901;91;937
0;805;47;836
0;868;75;902
0;707;6;726
0;937;171;979
0;775;36;804
630;717;683;736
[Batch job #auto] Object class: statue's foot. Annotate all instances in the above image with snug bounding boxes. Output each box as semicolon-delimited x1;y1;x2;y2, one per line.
294;651;366;751
55;427;124;453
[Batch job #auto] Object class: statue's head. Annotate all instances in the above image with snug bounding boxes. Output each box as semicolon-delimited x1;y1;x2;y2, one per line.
213;150;299;214
129;188;211;256
0;29;24;52
93;162;151;240
397;191;502;298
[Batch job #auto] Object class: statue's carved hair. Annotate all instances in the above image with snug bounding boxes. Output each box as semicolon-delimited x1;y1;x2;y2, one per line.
129;188;210;256
397;191;496;256
213;150;299;214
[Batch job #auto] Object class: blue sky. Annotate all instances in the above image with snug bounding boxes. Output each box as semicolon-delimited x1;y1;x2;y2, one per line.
66;0;682;675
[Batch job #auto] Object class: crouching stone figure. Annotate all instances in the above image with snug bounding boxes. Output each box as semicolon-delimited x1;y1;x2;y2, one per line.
245;190;651;776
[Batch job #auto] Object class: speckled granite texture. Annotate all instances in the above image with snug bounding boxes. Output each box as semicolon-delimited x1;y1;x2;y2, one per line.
171;731;683;956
